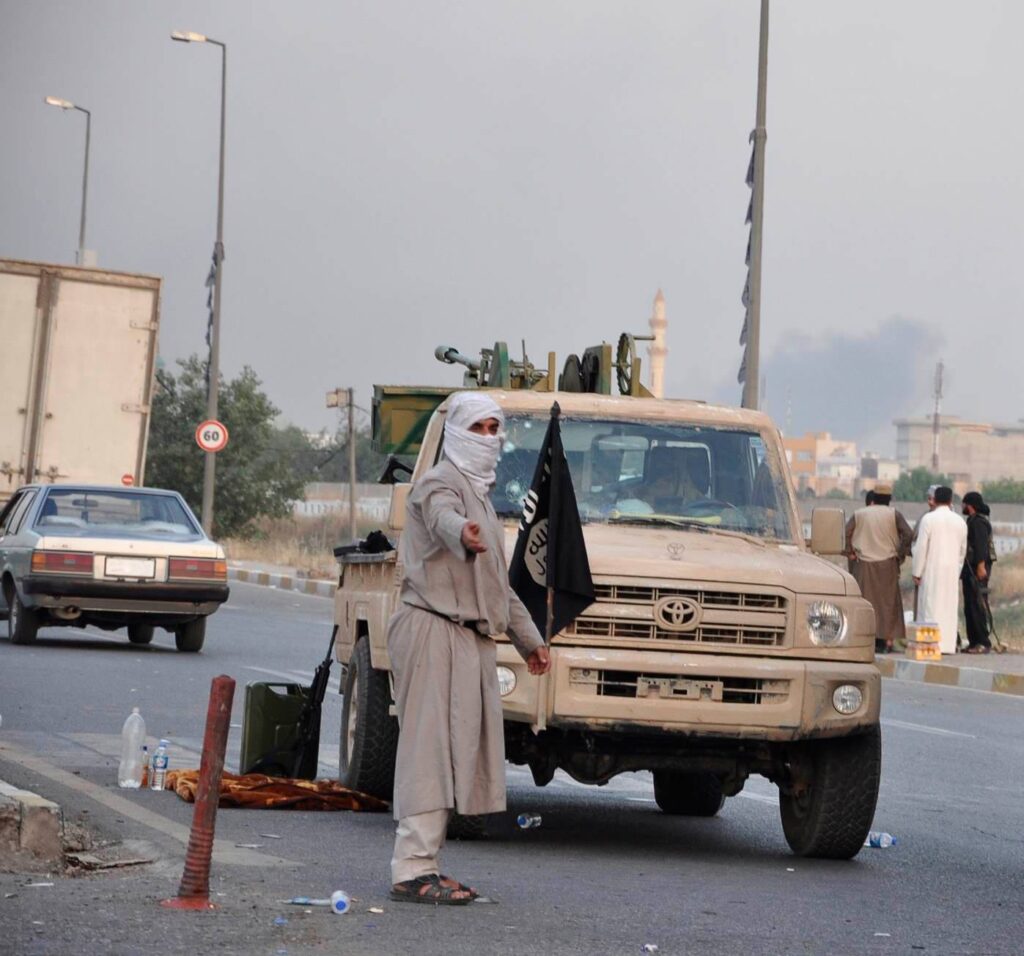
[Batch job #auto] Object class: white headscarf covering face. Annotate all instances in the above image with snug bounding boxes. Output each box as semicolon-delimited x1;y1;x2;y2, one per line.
442;392;505;498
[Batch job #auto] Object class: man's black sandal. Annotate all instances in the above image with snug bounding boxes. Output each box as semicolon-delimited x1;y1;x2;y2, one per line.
390;874;473;905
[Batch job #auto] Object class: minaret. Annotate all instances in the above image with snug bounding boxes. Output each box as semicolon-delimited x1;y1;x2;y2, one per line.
648;289;668;398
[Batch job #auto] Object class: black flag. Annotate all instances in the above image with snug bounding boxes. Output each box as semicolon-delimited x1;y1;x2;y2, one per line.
509;402;595;640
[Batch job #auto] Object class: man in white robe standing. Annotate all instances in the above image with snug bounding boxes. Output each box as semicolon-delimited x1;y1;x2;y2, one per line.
912;485;967;654
387;391;550;905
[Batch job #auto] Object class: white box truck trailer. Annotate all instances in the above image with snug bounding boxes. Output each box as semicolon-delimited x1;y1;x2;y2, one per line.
0;259;161;503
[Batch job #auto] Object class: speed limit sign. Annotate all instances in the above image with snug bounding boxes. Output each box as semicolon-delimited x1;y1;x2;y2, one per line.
195;419;229;453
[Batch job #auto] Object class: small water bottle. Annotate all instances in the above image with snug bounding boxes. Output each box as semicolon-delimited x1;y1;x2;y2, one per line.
150;739;170;791
330;890;351;915
117;708;146;788
864;831;897;848
140;745;150;788
516;813;542;829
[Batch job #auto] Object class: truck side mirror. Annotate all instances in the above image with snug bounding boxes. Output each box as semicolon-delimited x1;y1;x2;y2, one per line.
810;508;846;555
388;483;412;532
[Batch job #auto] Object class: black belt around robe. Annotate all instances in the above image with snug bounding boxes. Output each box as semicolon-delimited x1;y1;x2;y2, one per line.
402;601;488;636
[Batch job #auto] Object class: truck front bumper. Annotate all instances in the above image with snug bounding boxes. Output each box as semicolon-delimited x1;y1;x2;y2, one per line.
496;645;880;742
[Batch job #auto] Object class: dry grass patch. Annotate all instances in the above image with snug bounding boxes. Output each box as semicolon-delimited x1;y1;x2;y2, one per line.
223;514;384;580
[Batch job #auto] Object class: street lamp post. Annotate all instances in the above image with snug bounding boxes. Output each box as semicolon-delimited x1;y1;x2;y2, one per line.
44;96;91;265
172;30;227;535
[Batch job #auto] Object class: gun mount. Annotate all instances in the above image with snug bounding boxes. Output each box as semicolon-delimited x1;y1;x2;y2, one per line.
372;331;654;457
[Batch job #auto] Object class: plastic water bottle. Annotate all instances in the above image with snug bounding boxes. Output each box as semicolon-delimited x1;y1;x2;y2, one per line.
516;813;542;829
150;739;170;791
117;708;146;788
140;745;150;788
864;831;897;848
329;890;351;914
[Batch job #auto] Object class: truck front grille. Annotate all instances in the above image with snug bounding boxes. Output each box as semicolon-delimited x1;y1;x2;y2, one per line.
569;668;790;705
592;583;785;611
567;618;784;647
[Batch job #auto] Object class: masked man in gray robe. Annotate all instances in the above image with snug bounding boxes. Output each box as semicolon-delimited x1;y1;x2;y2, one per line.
388;391;550;905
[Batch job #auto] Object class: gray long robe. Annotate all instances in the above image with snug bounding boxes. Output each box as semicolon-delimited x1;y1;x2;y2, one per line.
388;460;543;819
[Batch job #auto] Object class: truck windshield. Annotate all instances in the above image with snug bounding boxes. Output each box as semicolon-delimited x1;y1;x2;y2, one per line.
491;415;794;542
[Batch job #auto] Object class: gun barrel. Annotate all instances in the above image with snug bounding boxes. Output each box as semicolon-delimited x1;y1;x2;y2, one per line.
434;345;480;370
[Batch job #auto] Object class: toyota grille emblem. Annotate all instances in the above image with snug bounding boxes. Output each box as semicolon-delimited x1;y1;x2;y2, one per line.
654;596;701;632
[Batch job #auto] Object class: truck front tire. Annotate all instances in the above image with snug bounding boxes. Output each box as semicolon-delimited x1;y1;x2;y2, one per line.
653;771;725;816
779;726;881;859
340;637;398;800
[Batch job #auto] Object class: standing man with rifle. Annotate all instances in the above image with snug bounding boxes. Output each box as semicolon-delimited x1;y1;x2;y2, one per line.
386;392;550;905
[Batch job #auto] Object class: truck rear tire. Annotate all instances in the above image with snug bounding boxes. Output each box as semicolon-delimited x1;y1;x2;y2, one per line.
175;618;206;653
340;637;398;800
653;771;725;816
9;591;40;645
128;623;155;645
779;726;881;859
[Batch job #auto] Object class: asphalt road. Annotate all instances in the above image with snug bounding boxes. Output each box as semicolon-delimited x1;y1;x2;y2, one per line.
1;582;1022;956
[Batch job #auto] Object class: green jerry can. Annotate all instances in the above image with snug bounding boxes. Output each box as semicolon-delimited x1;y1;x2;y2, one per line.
239;682;321;779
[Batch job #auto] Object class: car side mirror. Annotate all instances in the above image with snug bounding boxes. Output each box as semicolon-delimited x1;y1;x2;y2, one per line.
388;483;412;532
810;508;846;555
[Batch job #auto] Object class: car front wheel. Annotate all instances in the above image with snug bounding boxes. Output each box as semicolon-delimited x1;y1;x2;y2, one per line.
779;726;881;859
9;591;40;645
127;623;155;645
175;617;206;653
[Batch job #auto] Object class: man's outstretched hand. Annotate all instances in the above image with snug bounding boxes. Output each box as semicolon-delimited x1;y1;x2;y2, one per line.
527;646;550;675
461;521;487;553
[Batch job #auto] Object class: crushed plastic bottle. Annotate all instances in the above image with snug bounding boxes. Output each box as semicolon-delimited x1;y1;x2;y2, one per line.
117;708;146;788
864;831;897;848
281;893;350;915
516;813;542;829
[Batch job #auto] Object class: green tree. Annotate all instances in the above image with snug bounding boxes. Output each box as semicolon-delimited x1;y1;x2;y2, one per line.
982;478;1024;503
893;467;953;502
147;357;308;538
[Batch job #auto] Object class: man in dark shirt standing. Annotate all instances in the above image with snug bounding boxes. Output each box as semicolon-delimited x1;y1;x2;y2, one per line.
961;491;994;654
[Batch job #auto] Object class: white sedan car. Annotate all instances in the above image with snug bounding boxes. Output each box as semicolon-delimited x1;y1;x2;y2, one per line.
0;485;229;652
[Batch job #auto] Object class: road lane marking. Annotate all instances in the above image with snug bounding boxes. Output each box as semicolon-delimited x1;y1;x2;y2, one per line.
881;718;976;739
0;741;300;868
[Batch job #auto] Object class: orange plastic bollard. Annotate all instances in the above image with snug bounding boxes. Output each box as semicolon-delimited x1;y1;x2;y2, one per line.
162;674;236;910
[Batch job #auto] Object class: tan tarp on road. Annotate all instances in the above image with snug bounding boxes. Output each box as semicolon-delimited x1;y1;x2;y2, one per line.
165;770;389;812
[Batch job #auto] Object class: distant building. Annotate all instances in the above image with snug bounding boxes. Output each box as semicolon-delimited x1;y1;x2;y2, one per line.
783;432;859;496
894;415;1024;484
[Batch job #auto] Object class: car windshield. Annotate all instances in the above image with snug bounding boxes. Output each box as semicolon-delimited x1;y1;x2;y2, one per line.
33;489;202;539
490;415;795;542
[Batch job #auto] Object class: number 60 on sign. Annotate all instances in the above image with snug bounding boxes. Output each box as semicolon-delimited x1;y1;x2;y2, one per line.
195;419;229;453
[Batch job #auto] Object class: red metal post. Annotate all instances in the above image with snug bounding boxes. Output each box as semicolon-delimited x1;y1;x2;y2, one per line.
162;674;236;910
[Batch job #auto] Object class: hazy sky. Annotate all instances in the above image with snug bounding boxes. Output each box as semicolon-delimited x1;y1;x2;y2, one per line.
2;2;1021;455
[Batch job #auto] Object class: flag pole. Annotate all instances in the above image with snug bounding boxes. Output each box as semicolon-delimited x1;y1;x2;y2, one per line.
534;401;561;733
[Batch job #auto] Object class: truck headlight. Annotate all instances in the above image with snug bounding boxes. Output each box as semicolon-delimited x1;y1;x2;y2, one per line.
496;666;517;697
807;601;847;646
832;684;863;715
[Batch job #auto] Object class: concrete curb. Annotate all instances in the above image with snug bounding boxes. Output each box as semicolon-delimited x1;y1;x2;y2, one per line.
228;567;336;598
0;777;64;866
875;656;1024;698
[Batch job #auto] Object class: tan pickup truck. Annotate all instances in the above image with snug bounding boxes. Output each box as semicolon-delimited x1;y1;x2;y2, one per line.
334;362;880;859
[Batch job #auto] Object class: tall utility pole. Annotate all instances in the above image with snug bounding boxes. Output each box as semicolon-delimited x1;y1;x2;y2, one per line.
44;97;91;264
326;388;359;543
172;30;227;535
347;388;357;544
932;360;944;471
742;0;769;410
